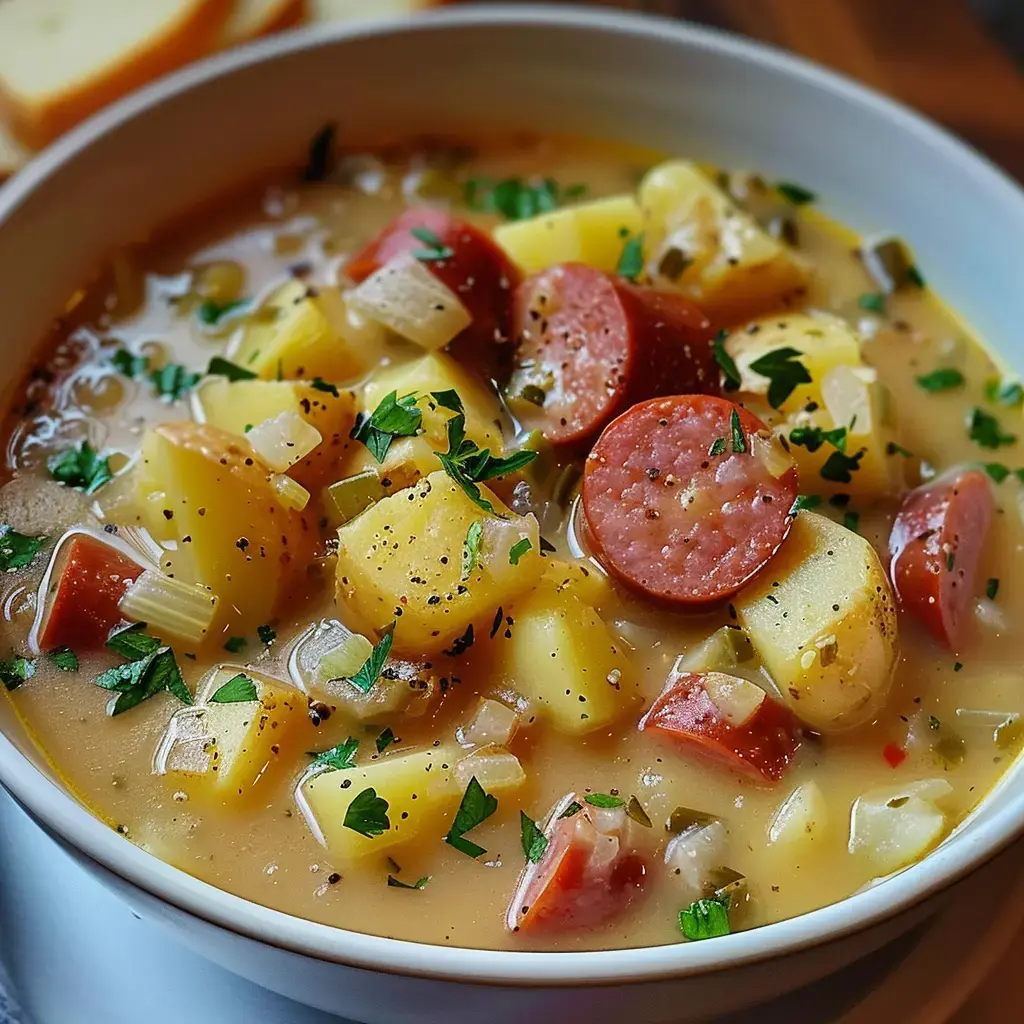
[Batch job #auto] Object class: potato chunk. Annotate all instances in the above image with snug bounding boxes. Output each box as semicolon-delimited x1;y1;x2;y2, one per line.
335;471;542;656
639;160;809;325
494;194;643;274
155;666;308;803
135;423;312;637
733;511;898;732
494;578;638;735
300;746;460;862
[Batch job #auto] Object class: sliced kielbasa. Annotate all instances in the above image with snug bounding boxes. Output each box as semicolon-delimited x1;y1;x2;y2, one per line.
888;468;993;648
510;264;717;446
582;395;798;605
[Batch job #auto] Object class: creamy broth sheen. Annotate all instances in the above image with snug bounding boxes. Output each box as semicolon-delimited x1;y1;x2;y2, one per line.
2;136;1022;953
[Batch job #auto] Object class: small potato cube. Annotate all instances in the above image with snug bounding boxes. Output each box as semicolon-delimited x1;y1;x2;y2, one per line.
494;579;639;735
768;780;829;848
335;471;542;655
156;667;308;802
539;558;615;610
639;160;809;325
301;746;460;861
453;744;526;796
494;194;643;274
734;512;898;732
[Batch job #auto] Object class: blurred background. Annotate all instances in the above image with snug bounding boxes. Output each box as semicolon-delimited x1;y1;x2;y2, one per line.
1;0;1023;181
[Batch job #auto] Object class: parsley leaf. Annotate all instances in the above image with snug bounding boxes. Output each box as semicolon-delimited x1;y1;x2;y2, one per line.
789;425;847;453
708;437;727;457
584;793;624;809
106;622;161;660
987;578;1000;600
410;226;454;262
679;896;731;940
343;787;390;838
463;177;570;220
509;538;533;565
347;626;395;694
223;636;246;654
776;181;816;205
209;673;258;704
149;363;200;401
520;811;549;864
747;347;812;409
197;299;249;326
616;233;644;282
984;463;1011;483
984;378;1024;408
857;292;886;314
375;726;398;754
445;776;498;858
790;494;822;513
968;407;1017;449
0;525;44;572
713;331;741;392
302;122;335;183
729;409;747;454
112;348;149;377
351;390;422;463
47;647;79;672
309;736;359;772
311;378;340;397
820;448;864;483
916;368;964;393
207;356;257;382
98;624;191;715
461;519;483;581
387;874;430;890
257;624;276;645
0;654;35;691
48;441;112;494
843;510;860;532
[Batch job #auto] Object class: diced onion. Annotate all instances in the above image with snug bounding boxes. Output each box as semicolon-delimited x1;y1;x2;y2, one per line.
664;819;728;905
152;706;214;776
246;412;322;472
458;697;519;748
752;430;794;479
974;596;1007;632
821;364;875;435
347;252;472;350
676;627;753;675
768;780;828;847
848;778;952;876
271;473;310;512
314;632;374;685
454;744;525;795
703;671;766;726
117;525;164;568
119;569;218;643
323;470;384;528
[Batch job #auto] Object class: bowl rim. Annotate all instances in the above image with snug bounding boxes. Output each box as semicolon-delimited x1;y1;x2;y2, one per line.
2;2;1024;987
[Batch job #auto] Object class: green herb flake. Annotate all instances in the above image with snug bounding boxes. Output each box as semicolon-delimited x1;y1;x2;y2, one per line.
445;776;498;858
463;177;577;221
309;736;359;772
987;578;1000;600
916;368;965;393
209;673;258;704
519;811;549;864
626;795;653;828
509;538;533;566
149;363;200;401
111;348;149;378
257;624;276;645
680;896;731;940
776;181;817;205
790;494;822;513
713;330;742;392
729;409;747;454
105;622;161;660
386;874;430;890
558;800;583;819
207;356;257;381
843;510;860;533
223;636;246;654
347;625;395;694
820;449;864;484
410;226;454;262
747;347;812;409
946;551;955;572
616;234;644;283
197;299;249;326
0;525;44;572
708;437;727;457
954;662;964;673
95;633;192;717
302;122;335;183
461;520;484;581
311;378;340;397
375;727;398;754
886;442;914;458
48;441;113;494
584;793;624;809
984;378;1024;408
984;463;1011;483
351;390;422;464
789;425;847;454
857;292;886;314
343;787;390;838
968;407;1017;450
47;647;79;673
907;265;926;288
0;654;35;691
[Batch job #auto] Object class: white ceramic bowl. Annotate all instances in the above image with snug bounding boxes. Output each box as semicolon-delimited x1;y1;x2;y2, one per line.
2;7;1024;1022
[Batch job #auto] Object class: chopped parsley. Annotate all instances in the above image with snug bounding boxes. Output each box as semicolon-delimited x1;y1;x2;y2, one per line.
916;368;964;392
96;624;191;716
257;624;276;645
461;520;483;581
223;636;246;654
843;510;860;532
520;811;549;864
309;736;359;772
820;448;864;483
410;226;454;262
508;538;533;565
584;793;624;809
775;181;816;205
788;424;847;454
463;177;583;220
0;525;44;572
347;626;395;694
351;390;422;463
48;441;112;494
302;122;336;183
111;348;149;377
747;347;811;409
387;874;430;890
968;407;1017;449
987;578;1000;600
196;299;248;326
857;292;886;314
616;234;644;283
984;463;1012;484
984;378;1024;408
558;801;583;819
375;727;398;754
343;787;390;838
47;647;79;672
679;896;731;940
907;265;926;288
790;494;822;513
149;362;200;400
887;442;914;458
729;409;747;454
0;654;35;691
713;330;741;392
207;356;257;382
445;776;498;858
311;378;340;397
209;673;258;704
708;437;727;457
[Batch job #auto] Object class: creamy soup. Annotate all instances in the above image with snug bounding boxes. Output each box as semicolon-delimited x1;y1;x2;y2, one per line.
2;134;1022;952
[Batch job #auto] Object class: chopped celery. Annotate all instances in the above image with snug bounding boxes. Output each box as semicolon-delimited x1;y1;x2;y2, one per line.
323;470;385;527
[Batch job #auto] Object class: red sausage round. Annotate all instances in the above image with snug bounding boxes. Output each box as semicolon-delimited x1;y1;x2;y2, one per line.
345;208;520;368
582;395;798;605
889;468;993;648
510;264;717;446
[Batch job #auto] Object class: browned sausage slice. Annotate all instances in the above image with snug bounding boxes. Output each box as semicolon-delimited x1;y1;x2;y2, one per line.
582;395;798;605
510;264;717;446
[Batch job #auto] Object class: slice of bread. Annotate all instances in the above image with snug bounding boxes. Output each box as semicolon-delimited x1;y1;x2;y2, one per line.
0;120;29;182
309;0;441;20
220;0;307;47
0;0;235;149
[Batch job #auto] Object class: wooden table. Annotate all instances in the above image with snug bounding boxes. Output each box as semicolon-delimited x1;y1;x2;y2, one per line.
474;0;1024;181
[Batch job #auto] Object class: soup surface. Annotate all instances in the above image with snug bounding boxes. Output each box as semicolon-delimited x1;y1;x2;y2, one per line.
2;134;1023;952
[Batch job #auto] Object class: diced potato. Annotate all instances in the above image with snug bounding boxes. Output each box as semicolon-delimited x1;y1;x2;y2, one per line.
155;666;308;803
494;194;643;274
135;423;312;637
300;746;460;861
733;512;898;732
768;780;829;848
639;160;809;325
494;577;638;735
848;778;952;876
539;557;614;609
229;280;372;382
335;471;542;655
